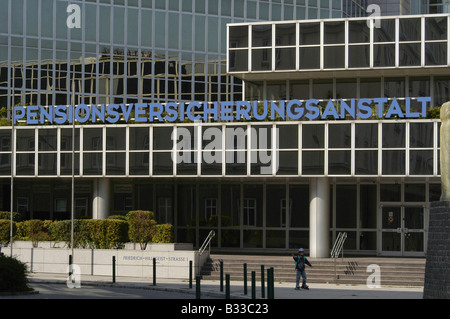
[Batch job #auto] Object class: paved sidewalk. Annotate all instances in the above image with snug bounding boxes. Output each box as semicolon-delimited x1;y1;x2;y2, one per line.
27;272;424;299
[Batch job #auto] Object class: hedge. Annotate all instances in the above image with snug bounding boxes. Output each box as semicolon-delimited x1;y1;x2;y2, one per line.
0;255;31;292
1;214;173;248
0;219;16;245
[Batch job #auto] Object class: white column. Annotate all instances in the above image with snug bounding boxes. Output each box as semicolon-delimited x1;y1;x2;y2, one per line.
92;178;111;219
309;177;330;258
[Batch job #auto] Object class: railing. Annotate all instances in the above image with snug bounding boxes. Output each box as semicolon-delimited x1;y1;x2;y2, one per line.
199;230;215;256
331;232;347;280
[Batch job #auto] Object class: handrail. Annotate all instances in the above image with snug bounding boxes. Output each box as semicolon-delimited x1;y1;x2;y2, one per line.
199;230;215;256
331;232;347;280
331;232;347;259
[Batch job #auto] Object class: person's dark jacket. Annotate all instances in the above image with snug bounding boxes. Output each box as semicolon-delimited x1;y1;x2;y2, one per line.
293;255;312;271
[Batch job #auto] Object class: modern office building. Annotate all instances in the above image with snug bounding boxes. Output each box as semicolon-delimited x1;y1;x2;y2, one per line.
0;1;447;257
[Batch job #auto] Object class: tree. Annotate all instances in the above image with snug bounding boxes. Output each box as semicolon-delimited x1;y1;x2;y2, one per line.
127;211;157;250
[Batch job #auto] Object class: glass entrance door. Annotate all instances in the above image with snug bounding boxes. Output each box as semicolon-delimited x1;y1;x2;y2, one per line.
381;206;425;256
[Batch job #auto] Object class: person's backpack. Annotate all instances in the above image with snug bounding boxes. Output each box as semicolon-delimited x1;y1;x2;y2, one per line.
295;255;305;270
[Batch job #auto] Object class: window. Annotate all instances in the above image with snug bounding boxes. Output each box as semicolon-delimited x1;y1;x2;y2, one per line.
17;197;28;215
205;198;217;219
54;199;67;213
158;197;173;224
280;199;292;227
75;198;88;218
114;193;132;211
243;198;256;227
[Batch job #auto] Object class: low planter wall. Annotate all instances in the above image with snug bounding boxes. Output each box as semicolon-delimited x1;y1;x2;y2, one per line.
4;242;208;280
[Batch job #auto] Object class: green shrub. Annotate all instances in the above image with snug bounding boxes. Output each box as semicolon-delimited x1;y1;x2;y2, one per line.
0;211;23;222
18;220;52;247
152;224;174;243
0;255;31;292
0;220;16;245
127;210;157;250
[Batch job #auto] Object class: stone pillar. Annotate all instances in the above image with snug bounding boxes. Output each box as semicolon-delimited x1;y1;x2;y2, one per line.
423;201;450;299
92;178;111;219
309;177;330;258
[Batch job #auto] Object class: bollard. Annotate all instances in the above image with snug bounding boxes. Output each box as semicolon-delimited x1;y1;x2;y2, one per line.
112;256;116;283
261;265;265;299
189;260;193;289
251;271;256;299
243;263;248;295
225;274;230;299
69;254;72;276
220;260;224;292
268;267;275;299
153;258;156;286
196;275;201;299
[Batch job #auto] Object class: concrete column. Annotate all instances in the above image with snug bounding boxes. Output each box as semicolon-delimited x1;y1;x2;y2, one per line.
92;178;111;219
309;177;330;258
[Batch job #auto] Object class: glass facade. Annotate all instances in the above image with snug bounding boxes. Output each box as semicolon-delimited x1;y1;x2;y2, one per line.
0;120;440;177
0;0;348;110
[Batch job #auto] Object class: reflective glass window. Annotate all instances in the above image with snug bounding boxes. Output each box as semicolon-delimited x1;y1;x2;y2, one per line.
382;123;405;148
348;45;370;68
425;43;447;66
409;150;434;175
374;19;395;42
302;150;324;175
153;127;173;150
229;26;248;48
410;123;434;148
373;44;395;67
252;49;271;71
130;127;149;150
425;17;447;41
299;23;320;45
360;78;381;98
229;50;248;72
380;184;401;201
328;124;351;148
16;130;35;151
355;150;378;175
252;25;272;47
382;150;405;175
38;129;57;152
278;125;298;149
405;184;426;202
277;151;298;175
129;153;149;175
276;24;296;46
355;123;378;148
349;20;370;44
106;128;126;151
384;78;405;98
399;43;421;66
299;47;320;69
302;124;324;148
324;21;345;44
324;46;345;69
83;153;102;175
328;150;351;175
83;128;103;151
106;153;125;175
60;153;80;176
336;79;357;99
275;48;296;70
38;153;57;175
399;18;421;42
153;152;173;175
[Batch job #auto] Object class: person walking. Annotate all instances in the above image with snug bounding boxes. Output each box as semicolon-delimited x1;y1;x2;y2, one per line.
293;248;312;290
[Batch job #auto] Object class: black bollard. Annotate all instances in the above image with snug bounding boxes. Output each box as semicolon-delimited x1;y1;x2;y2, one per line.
112;256;116;283
251;271;256;299
69;254;72;276
268;267;274;299
153;258;156;286
243;263;248;295
189;260;193;289
196;275;201;299
220;260;224;292
225;274;230;299
261;265;265;299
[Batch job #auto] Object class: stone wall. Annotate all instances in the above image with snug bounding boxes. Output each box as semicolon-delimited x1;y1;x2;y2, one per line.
423;201;450;299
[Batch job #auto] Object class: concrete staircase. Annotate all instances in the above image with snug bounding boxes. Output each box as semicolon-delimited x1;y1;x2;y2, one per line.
200;254;426;287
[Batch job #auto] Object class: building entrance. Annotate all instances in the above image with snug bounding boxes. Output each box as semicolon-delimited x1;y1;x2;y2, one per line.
380;206;426;256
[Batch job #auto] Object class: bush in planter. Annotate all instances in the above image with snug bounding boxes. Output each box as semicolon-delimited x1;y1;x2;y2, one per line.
152;224;174;243
0;219;16;245
127;210;157;250
0;255;31;293
17;220;52;247
0;211;23;222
